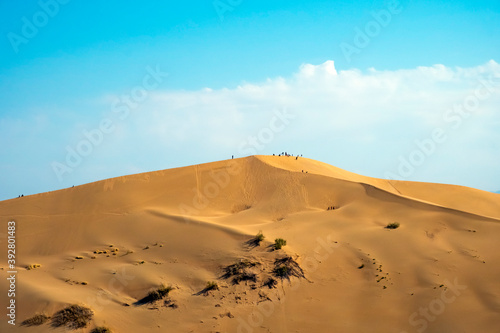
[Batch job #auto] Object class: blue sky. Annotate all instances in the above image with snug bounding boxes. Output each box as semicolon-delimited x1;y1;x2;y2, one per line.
1;0;499;200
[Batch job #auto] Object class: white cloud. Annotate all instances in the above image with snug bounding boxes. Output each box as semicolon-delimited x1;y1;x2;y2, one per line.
106;60;500;190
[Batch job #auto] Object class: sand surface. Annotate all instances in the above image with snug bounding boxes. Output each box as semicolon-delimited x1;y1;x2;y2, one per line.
1;155;499;332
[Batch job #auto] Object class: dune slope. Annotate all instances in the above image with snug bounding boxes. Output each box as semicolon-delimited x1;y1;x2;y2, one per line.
1;155;499;333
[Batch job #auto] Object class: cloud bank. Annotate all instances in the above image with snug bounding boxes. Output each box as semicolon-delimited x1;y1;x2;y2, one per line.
114;59;499;190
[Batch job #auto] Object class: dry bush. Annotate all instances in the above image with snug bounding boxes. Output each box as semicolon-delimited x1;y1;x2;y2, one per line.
90;327;112;333
51;304;93;329
273;256;305;281
223;260;260;284
21;314;50;326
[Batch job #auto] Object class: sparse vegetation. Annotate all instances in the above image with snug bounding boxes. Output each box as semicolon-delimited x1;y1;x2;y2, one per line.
51;304;93;329
263;277;278;289
139;284;173;304
91;327;112;333
246;231;265;248
274;238;287;250
25;264;41;270
255;231;265;244
223;260;261;284
206;281;219;291
272;256;306;281
274;265;289;277
385;222;400;229
21;314;50;326
75;256;84;260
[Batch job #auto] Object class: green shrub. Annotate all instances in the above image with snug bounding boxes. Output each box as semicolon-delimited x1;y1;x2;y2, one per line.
274;238;287;250
385;222;400;229
255;231;265;244
206;281;219;291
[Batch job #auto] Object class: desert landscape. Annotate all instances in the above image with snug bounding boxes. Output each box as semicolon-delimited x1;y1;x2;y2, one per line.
1;155;500;333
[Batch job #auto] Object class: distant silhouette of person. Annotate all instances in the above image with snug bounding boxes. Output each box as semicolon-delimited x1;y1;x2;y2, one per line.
232;155;234;159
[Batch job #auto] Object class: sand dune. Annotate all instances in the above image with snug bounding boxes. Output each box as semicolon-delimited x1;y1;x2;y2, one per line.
1;155;499;332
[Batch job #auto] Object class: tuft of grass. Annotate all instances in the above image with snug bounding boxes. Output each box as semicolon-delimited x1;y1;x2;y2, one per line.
246;231;265;248
223;260;260;284
206;281;219;291
26;264;41;270
91;327;112;333
263;277;278;289
143;285;173;303
274;265;289;278
75;256;84;260
51;304;93;329
272;256;306;281
385;222;400;229
233;271;257;284
21;314;51;326
255;231;265;244
274;238;287;250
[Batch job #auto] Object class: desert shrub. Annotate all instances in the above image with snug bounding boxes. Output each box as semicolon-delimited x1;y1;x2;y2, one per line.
272;256;305;281
206;281;219;291
51;304;93;329
140;285;173;303
274;265;289;277
25;264;41;270
255;231;265;244
385;222;400;229
263;277;278;289
274;238;287;250
246;231;265;248
233;271;257;284
21;314;50;326
223;260;260;284
224;260;259;277
91;327;112;333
